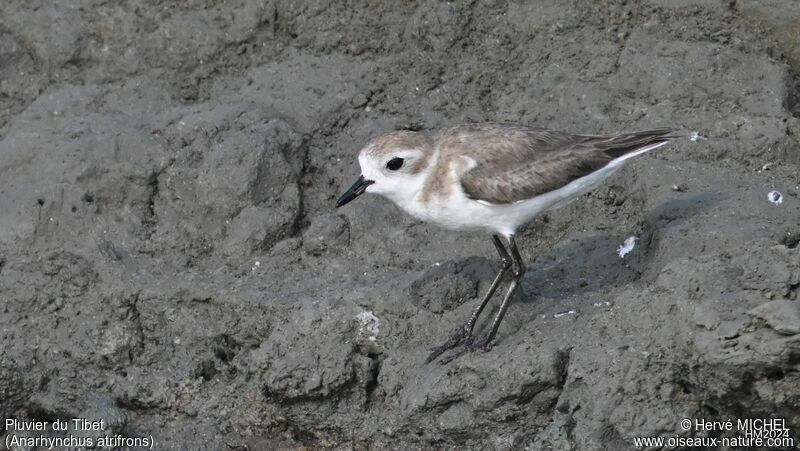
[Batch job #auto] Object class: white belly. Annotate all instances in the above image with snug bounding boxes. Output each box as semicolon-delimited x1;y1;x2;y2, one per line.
403;160;627;237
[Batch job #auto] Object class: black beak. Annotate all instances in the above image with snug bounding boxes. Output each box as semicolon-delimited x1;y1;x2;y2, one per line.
336;175;374;208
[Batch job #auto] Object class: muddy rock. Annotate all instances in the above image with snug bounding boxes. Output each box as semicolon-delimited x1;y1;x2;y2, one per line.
150;113;302;258
2;0;800;449
407;257;495;314
748;300;800;335
302;213;351;255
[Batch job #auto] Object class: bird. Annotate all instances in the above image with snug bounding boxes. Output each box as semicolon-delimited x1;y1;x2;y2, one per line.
335;123;674;363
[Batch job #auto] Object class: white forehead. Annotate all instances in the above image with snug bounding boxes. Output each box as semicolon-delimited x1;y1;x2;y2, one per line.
358;151;369;170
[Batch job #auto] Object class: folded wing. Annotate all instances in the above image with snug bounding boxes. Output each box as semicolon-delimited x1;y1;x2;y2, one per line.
455;125;673;205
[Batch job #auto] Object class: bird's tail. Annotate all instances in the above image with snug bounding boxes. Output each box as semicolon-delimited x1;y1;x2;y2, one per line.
592;128;676;159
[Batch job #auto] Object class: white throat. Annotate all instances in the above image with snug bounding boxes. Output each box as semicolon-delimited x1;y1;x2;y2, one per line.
368;168;429;208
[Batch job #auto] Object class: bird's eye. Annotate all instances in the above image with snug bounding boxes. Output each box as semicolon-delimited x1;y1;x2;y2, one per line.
386;157;404;171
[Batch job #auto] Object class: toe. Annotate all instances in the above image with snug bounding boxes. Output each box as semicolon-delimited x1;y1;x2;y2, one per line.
425;348;446;364
469;335;493;352
424;327;474;363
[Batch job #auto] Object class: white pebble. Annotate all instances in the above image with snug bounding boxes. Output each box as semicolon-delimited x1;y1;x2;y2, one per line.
689;131;706;142
768;191;783;205
617;236;637;258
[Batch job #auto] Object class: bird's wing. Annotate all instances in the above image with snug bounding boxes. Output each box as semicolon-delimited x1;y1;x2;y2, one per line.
448;124;672;205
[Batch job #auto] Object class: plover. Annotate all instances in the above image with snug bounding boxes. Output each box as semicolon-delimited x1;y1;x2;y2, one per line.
336;123;673;362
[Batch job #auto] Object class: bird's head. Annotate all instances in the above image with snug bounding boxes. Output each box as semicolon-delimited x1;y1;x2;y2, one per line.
336;131;433;208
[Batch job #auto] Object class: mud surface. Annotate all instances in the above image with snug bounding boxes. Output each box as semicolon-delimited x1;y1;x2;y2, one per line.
2;0;800;449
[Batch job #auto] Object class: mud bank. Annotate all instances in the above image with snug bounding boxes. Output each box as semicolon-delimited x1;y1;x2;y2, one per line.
1;0;799;449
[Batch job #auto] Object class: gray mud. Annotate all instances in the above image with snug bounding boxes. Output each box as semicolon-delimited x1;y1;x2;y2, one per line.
1;0;800;449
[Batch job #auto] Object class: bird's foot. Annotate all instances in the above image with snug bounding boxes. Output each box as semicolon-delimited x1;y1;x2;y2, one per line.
436;334;495;365
470;334;494;351
425;324;472;364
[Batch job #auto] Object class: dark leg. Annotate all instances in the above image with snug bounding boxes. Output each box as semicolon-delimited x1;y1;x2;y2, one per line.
438;236;527;363
463;235;512;335
474;235;526;349
425;235;511;363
